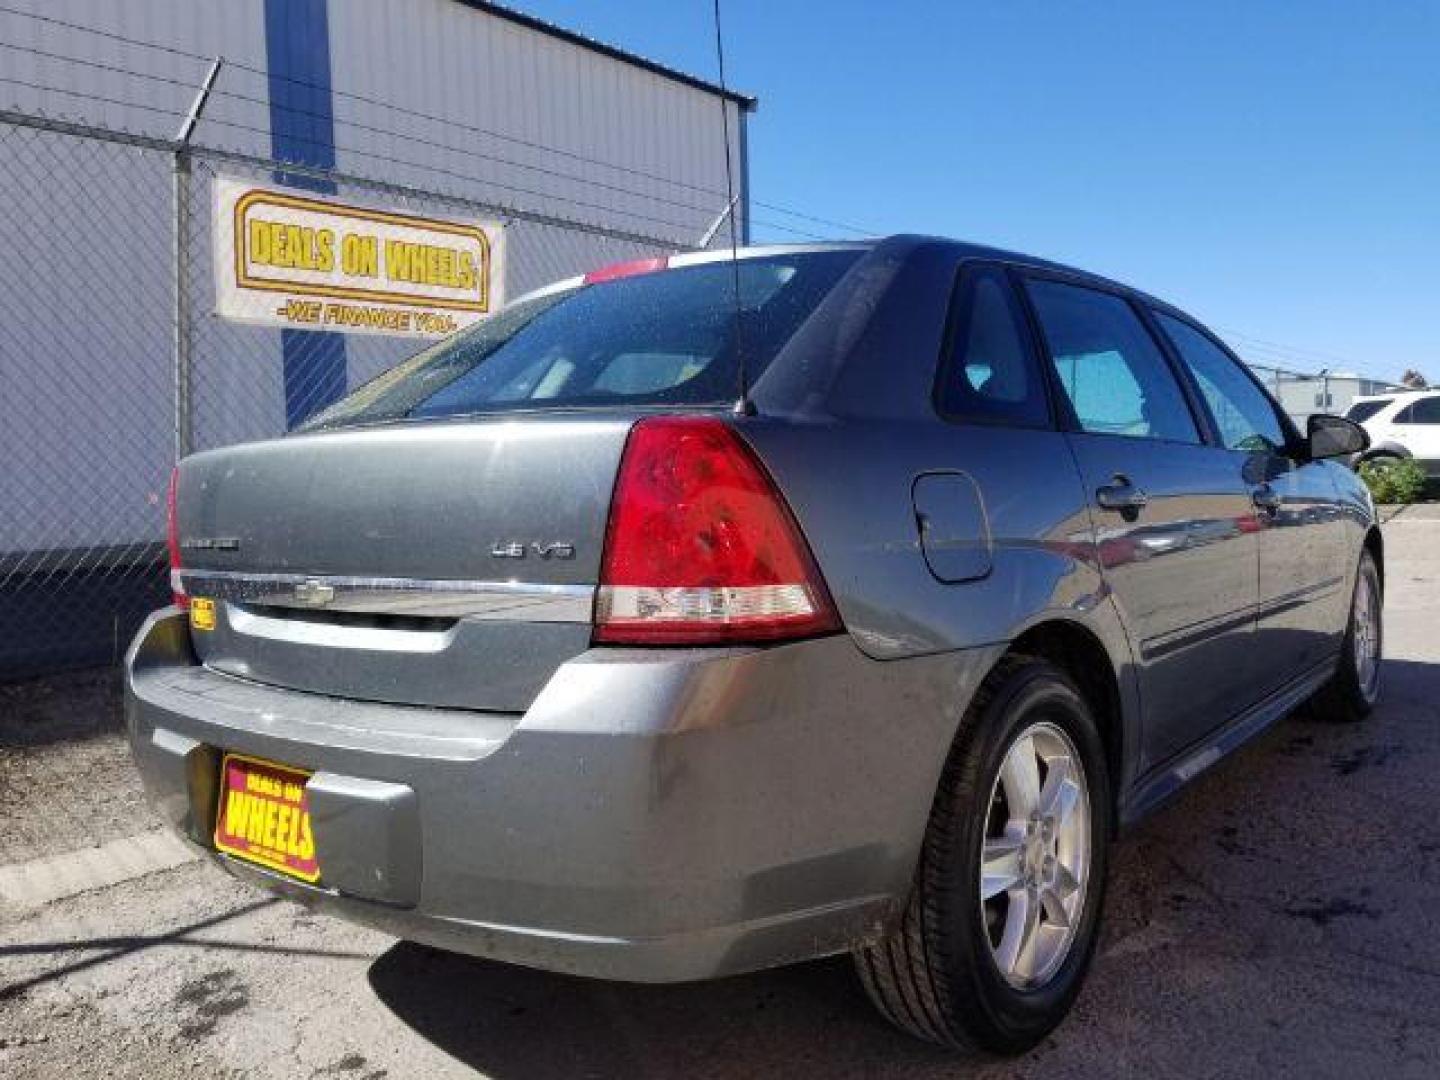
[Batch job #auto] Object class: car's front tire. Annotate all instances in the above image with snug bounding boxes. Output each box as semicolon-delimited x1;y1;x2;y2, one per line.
1309;548;1382;722
855;654;1111;1053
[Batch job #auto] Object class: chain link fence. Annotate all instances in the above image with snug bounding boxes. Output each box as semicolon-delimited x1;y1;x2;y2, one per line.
0;107;692;679
1;107;1374;682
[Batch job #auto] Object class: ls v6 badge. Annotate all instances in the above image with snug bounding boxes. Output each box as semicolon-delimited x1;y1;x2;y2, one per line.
491;541;577;560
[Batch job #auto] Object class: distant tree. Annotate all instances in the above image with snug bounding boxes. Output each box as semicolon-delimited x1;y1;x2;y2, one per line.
1401;369;1428;389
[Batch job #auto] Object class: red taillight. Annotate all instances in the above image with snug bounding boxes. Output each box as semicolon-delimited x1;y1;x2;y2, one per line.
594;417;840;645
166;466;188;610
582;256;669;285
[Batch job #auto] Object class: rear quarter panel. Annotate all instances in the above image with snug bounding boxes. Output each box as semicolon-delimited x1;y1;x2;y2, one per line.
743;418;1118;661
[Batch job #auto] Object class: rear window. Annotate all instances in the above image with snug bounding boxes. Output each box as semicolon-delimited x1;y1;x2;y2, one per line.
303;251;861;428
1345;398;1392;422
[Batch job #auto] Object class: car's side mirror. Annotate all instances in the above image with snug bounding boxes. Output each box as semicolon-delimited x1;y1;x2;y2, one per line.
1307;414;1369;460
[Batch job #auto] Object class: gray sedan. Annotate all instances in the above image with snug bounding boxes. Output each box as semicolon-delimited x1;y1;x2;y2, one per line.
126;236;1381;1054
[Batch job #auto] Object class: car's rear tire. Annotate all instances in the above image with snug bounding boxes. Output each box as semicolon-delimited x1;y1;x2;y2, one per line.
854;654;1111;1053
1308;549;1382;722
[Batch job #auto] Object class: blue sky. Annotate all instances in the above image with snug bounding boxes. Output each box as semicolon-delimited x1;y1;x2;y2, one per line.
516;1;1437;383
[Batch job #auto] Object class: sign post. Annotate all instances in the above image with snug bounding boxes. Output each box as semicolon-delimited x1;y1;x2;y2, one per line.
173;56;223;460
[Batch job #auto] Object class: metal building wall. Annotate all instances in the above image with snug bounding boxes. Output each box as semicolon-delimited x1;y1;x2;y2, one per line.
0;0;750;675
0;0;271;560
326;0;747;258
1275;376;1393;425
0;1;273;148
0;1;746;222
322;0;750;389
1;0;749;451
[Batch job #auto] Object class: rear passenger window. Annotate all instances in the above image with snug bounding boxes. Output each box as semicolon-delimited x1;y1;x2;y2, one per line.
936;268;1050;427
1345;398;1393;423
1154;312;1287;454
1398;397;1440;424
1024;280;1199;443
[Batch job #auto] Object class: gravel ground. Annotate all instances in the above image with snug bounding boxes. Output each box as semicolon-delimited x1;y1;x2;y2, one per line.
0;670;155;865
2;516;1439;1078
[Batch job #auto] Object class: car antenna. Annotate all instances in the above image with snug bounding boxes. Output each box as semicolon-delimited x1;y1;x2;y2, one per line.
710;0;754;416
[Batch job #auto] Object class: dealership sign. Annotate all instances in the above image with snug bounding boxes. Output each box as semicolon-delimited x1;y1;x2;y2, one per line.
214;178;504;338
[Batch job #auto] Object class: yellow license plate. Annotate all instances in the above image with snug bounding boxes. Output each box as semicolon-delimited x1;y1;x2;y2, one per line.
214;753;320;883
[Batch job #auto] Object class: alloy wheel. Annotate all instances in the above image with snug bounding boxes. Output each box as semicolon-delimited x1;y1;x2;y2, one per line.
980;721;1092;989
1353;569;1381;700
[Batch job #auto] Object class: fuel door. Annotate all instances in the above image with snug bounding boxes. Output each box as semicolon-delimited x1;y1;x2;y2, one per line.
912;470;993;583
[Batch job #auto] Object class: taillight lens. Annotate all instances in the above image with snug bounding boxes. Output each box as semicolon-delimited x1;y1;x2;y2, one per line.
594;417;840;645
166;466;188;609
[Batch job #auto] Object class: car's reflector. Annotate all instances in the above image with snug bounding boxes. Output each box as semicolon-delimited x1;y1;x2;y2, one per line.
166;466;189;610
582;256;669;285
594;416;840;644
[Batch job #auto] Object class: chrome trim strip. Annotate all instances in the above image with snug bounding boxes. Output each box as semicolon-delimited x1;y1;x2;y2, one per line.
227;605;457;651
178;569;594;623
1140;575;1346;662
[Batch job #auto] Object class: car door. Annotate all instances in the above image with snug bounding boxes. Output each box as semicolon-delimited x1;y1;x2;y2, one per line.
1152;310;1350;691
1021;275;1260;771
1364;397;1408;453
1392;394;1440;477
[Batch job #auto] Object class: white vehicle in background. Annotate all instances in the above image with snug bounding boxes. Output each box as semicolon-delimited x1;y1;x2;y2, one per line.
1346;390;1440;480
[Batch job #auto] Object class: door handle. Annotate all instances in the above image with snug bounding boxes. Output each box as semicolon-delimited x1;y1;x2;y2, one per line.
1252;484;1282;514
1096;476;1149;514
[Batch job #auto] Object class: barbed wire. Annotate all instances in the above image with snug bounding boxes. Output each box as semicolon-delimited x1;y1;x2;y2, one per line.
0;73;839;243
0;75;835;244
0;4;878;237
0;39;763;228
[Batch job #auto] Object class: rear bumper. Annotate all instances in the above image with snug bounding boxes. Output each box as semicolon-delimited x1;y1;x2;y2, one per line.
125;609;997;982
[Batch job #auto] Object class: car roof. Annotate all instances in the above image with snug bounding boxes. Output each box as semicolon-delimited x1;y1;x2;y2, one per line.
700;235;1159;299
519;235;1178;311
1354;389;1430;403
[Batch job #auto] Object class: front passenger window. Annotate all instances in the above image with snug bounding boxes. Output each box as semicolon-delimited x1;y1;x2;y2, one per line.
1155;312;1287;455
1024;280;1199;443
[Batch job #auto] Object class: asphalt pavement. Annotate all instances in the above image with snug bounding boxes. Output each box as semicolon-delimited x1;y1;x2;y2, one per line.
2;506;1438;1079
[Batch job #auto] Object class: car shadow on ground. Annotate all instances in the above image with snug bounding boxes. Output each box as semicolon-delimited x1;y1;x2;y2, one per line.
366;657;1440;1079
367;945;958;1078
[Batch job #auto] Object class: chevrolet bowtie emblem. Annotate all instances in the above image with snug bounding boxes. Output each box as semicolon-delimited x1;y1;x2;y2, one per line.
293;579;336;606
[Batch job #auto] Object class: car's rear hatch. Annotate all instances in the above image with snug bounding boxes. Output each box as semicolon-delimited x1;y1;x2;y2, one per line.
172;247;866;712
175;417;627;712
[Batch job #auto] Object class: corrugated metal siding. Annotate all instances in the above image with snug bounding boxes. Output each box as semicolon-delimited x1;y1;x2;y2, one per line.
325;0;745;264
0;0;271;152
0;0;272;559
0;0;743;561
0;125;173;553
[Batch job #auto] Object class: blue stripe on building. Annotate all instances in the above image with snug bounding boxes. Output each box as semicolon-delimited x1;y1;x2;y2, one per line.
263;0;347;427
